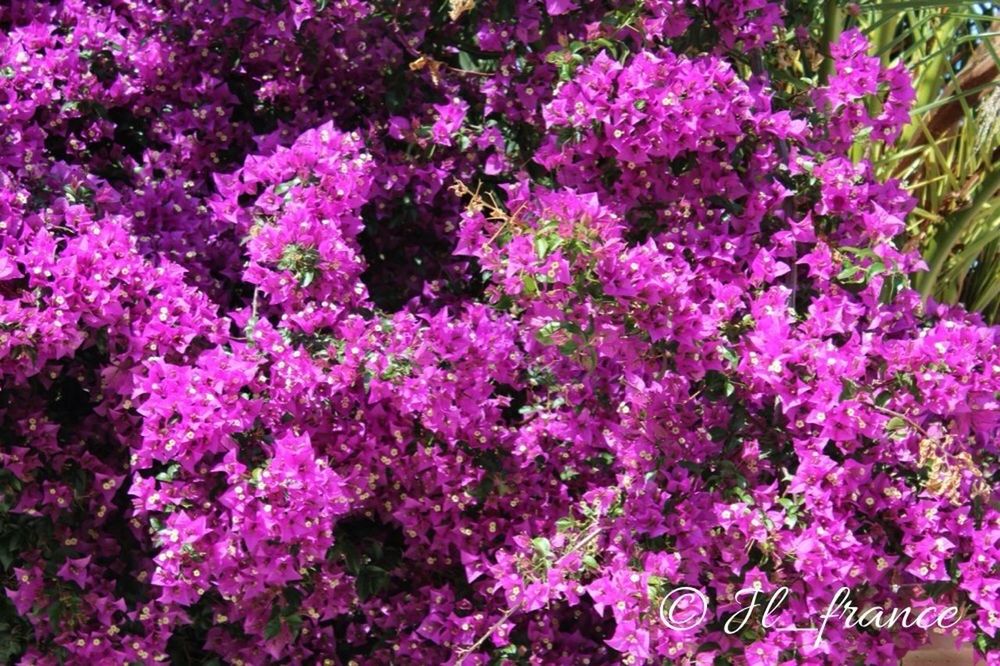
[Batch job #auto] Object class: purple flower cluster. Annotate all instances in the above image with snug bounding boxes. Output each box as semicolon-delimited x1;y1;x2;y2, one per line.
0;1;997;664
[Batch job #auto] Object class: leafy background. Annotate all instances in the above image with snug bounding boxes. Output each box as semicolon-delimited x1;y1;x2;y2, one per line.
849;1;999;321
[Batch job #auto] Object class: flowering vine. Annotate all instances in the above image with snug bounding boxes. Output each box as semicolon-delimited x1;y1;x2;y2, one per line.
0;1;997;664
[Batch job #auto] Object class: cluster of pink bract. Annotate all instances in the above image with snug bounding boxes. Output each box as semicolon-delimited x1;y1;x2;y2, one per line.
0;1;997;664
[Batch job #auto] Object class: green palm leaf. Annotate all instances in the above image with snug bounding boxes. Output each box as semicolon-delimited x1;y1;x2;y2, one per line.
848;2;1000;320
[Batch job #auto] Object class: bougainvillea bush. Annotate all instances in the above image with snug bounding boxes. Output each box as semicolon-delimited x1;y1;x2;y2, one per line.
0;0;997;663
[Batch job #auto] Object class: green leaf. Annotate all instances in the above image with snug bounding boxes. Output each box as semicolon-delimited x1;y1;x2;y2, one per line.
531;537;552;559
285;612;303;638
521;274;538;297
534;320;560;344
839;379;859;400
356;566;390;600
534;235;550;259
719;346;739;366
886;417;908;438
274;176;301;197
155;463;180;482
555;517;576;532
264;613;282;639
457;50;476;72
558;340;579;355
836;262;863;283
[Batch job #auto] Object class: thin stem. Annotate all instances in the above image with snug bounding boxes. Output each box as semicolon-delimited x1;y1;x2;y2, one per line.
868;403;930;439
454;525;604;662
454;604;521;664
246;287;260;344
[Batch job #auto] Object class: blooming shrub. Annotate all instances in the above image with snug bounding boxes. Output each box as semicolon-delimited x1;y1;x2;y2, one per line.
0;1;997;664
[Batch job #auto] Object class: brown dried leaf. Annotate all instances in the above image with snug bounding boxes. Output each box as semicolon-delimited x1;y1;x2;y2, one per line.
448;0;476;21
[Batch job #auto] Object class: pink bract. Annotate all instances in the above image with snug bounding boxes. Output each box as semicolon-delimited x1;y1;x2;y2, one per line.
0;1;997;664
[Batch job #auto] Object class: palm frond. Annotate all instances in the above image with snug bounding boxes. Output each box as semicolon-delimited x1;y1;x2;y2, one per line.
850;2;1000;321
